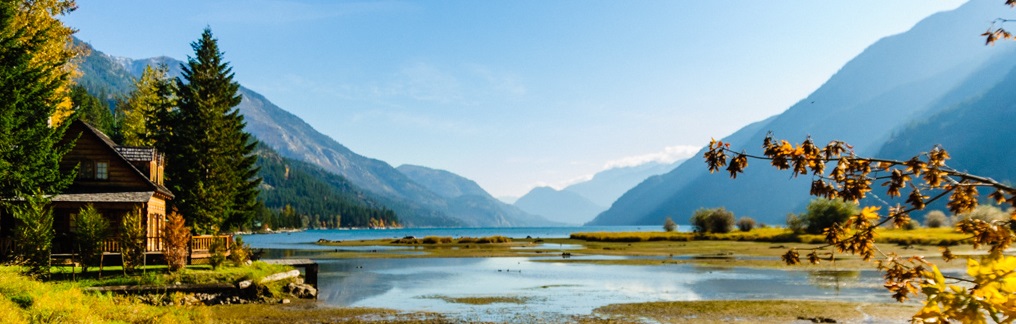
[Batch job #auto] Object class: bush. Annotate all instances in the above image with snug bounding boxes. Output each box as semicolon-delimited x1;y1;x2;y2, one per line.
902;219;920;230
663;217;677;232
229;236;251;266
120;208;146;273
74;204;109;273
208;239;227;270
421;236;453;244
786;213;805;234
476;236;511;244
736;217;756;232
690;207;735;233
163;212;190;272
923;210;949;228
953;205;1008;224
801;198;858;235
10;191;54;279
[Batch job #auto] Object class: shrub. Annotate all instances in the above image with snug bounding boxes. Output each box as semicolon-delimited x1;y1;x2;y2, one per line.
208;239;227;270
663;217;677;232
736;217;756;232
786;213;805;234
476;236;511;244
457;237;477;244
74;204;109;273
801;198;858;235
421;236;453;244
163;212;190;272
119;208;146;273
229;236;251;266
903;219;920;230
953;205;1008;224
10;191;54;279
923;210;949;228
690;207;734;233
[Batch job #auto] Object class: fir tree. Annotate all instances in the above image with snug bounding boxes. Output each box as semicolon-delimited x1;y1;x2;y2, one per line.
70;84;113;134
168;28;260;234
116;64;176;147
0;0;74;200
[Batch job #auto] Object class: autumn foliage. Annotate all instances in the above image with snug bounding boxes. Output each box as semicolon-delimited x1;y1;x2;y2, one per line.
705;133;1016;323
162;211;190;272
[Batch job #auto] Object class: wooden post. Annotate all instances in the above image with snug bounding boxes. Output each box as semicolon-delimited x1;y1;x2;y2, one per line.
306;262;318;289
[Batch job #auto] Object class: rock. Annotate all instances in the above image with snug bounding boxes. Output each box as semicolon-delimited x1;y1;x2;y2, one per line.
285;282;318;299
281;298;291;304
260;270;301;283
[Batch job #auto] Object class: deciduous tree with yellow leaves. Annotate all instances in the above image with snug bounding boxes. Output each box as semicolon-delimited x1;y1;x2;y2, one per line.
705;133;1016;323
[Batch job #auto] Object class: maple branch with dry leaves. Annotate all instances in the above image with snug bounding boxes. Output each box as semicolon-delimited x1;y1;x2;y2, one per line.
704;132;1016;322
985;1;1016;45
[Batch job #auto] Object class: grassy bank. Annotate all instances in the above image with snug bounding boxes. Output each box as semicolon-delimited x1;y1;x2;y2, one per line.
570;227;970;246
0;266;209;323
583;300;919;323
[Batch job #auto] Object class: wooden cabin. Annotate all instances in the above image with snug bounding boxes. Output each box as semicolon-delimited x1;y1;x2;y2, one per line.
49;120;174;255
0;120;231;262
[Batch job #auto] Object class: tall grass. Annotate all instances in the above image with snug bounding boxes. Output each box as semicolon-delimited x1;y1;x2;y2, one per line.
0;266;207;323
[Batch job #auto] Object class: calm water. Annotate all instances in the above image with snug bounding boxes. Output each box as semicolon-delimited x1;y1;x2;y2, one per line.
242;227;898;321
241;226;666;249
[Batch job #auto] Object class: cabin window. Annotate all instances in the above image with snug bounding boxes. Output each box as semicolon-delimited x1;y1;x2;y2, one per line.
78;161;94;180
96;161;109;180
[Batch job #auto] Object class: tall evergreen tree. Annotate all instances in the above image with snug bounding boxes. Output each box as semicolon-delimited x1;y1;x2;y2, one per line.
116;64;176;147
0;0;75;200
70;84;113;134
168;28;260;234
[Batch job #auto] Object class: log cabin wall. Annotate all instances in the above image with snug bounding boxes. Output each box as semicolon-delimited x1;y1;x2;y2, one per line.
60;124;154;192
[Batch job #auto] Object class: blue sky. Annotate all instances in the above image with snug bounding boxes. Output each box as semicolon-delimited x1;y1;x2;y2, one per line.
63;1;968;198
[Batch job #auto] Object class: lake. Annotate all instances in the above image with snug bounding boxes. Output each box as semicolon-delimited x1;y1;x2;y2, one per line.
242;227;898;321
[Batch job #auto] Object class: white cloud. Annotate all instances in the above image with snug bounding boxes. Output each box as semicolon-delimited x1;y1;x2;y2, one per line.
603;145;701;169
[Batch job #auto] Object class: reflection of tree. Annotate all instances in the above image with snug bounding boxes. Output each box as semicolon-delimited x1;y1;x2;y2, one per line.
807;270;861;292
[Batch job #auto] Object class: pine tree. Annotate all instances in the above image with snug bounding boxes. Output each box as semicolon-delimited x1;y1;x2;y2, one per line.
70;84;113;134
0;0;75;200
116;64;176;147
168;28;260;234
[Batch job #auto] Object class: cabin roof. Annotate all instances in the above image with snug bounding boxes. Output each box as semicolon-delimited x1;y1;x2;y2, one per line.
50;191;156;203
59;121;174;200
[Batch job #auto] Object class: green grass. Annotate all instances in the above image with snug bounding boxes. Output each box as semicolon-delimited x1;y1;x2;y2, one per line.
572;227;969;245
0;266;209;323
585;300;919;323
426;295;529;305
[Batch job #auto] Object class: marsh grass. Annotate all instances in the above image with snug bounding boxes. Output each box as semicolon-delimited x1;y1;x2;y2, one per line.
206;300;446;323
572;227;969;246
426;295;529;305
585;300;919;323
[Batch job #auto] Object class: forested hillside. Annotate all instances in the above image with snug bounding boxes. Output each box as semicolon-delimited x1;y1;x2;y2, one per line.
255;143;398;229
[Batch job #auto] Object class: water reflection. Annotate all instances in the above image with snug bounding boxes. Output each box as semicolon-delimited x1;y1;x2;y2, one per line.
298;253;896;319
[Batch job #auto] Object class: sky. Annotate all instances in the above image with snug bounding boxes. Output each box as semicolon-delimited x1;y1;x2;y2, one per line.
62;0;968;199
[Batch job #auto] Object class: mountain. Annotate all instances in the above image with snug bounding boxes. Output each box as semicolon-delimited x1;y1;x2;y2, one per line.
875;57;1016;206
396;165;491;199
396;164;559;227
74;40;552;227
514;187;604;225
564;160;682;208
511;161;680;225
590;1;1016;226
255;143;399;228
